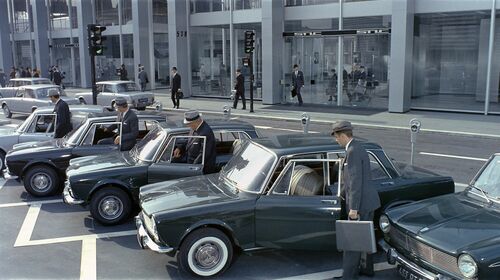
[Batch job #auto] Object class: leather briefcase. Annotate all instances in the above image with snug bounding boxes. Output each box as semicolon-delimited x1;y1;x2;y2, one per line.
335;220;377;253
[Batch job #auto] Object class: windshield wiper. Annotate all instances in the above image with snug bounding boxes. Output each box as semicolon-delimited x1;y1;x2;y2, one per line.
469;185;492;204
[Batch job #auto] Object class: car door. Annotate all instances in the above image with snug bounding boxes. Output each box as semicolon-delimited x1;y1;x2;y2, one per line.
7;89;24;113
99;84;114;107
18;113;56;143
0;80;17;98
72;122;121;157
255;158;343;251
94;84;107;106
147;135;205;184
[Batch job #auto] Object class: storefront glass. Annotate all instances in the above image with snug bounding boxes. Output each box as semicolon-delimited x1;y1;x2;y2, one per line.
190;0;229;13
15;40;33;70
154;33;169;88
412;11;495;113
234;0;261;10
95;35;121;82
52;38;76;86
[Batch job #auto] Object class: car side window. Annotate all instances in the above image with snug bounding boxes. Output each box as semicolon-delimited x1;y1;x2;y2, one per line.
159;136;206;164
214;130;243;155
7;81;15;87
368;153;390;180
16;89;24;97
103;85;113;93
82;122;121;146
27;114;56;133
25;90;35;99
138;120;159;139
96;84;103;92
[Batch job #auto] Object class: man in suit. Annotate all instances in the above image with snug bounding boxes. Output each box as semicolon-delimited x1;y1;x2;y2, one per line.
232;68;246;110
171;67;181;109
291;64;304;106
173;110;217;174
331;120;381;279
49;89;72;138
99;97;138;151
138;66;148;92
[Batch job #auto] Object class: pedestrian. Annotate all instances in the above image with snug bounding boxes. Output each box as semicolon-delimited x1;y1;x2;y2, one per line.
331;120;381;280
232;68;246;110
119;64;128;81
32;68;40;78
53;67;64;86
26;67;32;77
9;67;16;79
219;63;227;95
138;65;149;92
20;67;27;78
171;67;181;109
327;69;338;102
173;110;217;174
199;63;207;91
0;69;6;88
48;66;54;81
291;64;304;106
49;88;72;138
98;97;139;151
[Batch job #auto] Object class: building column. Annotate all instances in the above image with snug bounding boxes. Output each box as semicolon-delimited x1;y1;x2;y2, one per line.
388;0;414;113
168;0;190;97
0;0;13;73
132;0;152;90
261;0;284;104
76;0;93;88
31;0;50;77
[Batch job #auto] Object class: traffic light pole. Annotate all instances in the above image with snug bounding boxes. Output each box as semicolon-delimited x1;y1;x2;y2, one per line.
87;24;98;105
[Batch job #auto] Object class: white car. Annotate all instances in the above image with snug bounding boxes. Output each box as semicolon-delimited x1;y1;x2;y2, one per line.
76;81;155;110
0;78;52;98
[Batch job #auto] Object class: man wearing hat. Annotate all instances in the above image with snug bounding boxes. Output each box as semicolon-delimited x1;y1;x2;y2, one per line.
100;97;138;151
49;88;72;138
331;120;380;279
173;110;216;174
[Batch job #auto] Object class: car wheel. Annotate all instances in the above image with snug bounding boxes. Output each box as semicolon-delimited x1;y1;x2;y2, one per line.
23;166;60;197
79;98;86;105
0;150;5;171
90;187;131;225
178;228;233;278
2;104;12;118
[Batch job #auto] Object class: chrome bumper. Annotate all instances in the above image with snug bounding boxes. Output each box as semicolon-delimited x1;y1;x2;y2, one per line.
62;184;84;205
378;239;453;280
2;169;18;180
135;216;173;254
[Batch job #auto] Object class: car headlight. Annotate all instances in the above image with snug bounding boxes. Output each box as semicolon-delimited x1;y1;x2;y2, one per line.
458;254;478;278
379;214;391;233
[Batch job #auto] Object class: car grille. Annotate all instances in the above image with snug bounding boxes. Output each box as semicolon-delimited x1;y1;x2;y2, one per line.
390;227;461;277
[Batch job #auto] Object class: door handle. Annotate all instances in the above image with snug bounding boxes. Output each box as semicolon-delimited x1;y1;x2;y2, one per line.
380;182;394;186
321;199;338;205
189;166;201;171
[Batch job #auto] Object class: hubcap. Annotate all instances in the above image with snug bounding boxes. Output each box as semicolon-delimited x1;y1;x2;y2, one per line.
193;242;222;270
98;195;123;220
31;172;52;191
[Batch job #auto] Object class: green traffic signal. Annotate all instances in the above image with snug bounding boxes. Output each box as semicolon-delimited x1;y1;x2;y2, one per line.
87;24;107;56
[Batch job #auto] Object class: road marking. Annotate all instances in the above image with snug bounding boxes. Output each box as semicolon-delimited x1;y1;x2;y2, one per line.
80;239;97;280
274;262;395;280
16;230;137;247
0;199;62;208
255;125;320;134
419;152;488;162
14;204;41;247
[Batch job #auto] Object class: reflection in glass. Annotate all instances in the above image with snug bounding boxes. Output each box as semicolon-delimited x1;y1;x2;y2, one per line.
135;125;166;162
95;0;119;26
473;155;500;199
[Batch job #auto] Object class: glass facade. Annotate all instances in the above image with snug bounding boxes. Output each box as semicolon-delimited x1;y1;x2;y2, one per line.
12;0;32;33
49;0;70;30
15;40;34;70
154;33;169;87
190;0;229;13
95;0;120;26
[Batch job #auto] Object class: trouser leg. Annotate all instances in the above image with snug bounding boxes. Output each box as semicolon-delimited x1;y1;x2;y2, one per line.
233;93;239;108
171;92;177;107
241;92;246;108
297;90;303;105
176;96;180;108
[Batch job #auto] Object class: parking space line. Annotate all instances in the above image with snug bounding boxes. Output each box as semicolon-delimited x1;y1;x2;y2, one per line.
419;152;488;162
0;199;62;208
20;230;137;247
274;262;395;280
80;239;96;280
14;204;41;247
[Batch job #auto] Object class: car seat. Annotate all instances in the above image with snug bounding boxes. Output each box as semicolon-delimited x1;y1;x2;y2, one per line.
289;165;323;196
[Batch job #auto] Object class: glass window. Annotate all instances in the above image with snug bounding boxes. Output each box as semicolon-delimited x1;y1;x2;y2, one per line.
116;82;137;92
153;33;169;88
12;0;31;33
16;90;24;97
368;153;389;180
95;0;119;26
103;85;114;92
135;126;166;161
272;164;294;195
28;114;56;133
95;35;122;82
284;0;337;6
15;41;34;70
191;0;228;13
25;89;35;98
473;155;500;199
49;0;70;30
234;0;261;9
271;160;328;196
52;38;73;86
153;0;167;24
122;0;132;24
82;122;121;146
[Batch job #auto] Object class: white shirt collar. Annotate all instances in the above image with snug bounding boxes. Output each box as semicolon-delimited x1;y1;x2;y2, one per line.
195;120;204;131
346;138;354;150
55;98;61;105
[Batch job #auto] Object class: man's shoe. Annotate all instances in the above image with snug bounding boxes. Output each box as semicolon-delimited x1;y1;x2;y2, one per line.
359;269;374;277
242;107;246;110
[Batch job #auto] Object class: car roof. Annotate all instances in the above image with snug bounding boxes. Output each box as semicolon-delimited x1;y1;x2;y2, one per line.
10;78;51;82
34;105;107;114
251;134;383;157
158;119;256;133
86;110;167;123
19;84;61;90
96;81;134;85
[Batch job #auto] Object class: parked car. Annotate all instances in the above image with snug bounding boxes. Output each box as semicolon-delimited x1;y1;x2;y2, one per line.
134;134;455;277
379;153;500;280
4;111;166;197
1;85;79;118
76;81;156;110
63;119;259;225
0;78;52;98
0;105;106;171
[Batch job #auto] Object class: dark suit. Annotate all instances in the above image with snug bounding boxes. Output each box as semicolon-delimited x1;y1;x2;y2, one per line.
118;109;139;151
233;73;246;109
171;73;181;108
177;121;217;174
291;70;304;105
53;99;72;138
341;139;381;279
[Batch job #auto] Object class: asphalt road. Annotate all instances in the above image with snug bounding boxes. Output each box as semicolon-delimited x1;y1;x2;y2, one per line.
1;109;498;280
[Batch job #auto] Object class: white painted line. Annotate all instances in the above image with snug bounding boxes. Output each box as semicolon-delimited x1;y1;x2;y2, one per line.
14;204;41;247
255;125;320;134
419;152;488;162
80;239;97;280
274;262;395;280
0;199;62;208
18;230;137;247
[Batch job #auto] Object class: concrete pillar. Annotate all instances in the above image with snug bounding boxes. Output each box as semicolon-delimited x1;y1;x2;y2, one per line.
132;0;152;90
31;0;50;77
76;0;93;88
168;0;190;96
261;0;284;104
388;0;414;113
0;0;13;73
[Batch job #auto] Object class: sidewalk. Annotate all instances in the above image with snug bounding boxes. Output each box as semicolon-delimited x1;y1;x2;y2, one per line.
65;88;500;138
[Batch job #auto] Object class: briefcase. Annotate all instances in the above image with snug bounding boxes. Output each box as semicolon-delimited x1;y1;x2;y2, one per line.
335;220;377;253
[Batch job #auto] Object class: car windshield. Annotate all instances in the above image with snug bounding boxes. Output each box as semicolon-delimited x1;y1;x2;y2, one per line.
220;141;276;193
471;155;500;201
133;125;165;162
36;87;66;98
33;79;51;85
116;83;138;93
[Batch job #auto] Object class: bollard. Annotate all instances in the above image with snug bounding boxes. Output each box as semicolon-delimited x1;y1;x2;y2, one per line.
301;113;310;134
223;105;231;121
409;118;421;166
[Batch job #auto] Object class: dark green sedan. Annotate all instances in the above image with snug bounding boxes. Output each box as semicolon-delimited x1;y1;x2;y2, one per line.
135;134;455;278
63;119;259;225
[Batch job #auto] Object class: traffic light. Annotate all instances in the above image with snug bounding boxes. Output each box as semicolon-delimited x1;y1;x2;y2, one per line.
244;30;255;54
87;24;107;56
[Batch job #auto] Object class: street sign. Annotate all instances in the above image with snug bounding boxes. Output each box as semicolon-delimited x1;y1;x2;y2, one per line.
283;28;391;37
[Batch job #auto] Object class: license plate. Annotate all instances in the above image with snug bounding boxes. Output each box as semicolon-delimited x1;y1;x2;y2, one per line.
138;98;148;103
398;265;425;280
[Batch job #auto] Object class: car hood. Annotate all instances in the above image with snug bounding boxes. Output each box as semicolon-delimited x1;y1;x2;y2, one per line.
140;174;239;216
9;138;66;155
61;97;79;105
67;151;138;176
0;126;17;136
390;193;500;253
